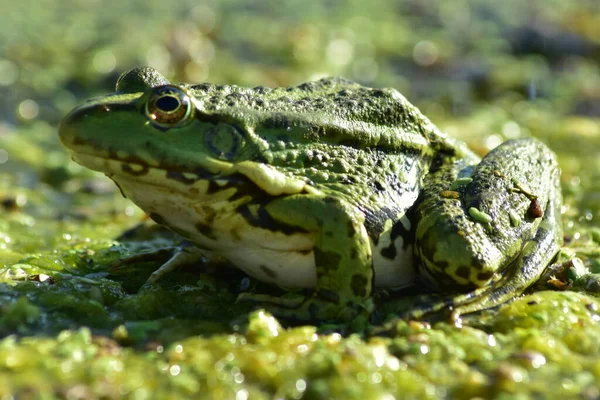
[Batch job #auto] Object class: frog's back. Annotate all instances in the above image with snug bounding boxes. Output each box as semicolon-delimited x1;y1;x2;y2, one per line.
185;77;470;157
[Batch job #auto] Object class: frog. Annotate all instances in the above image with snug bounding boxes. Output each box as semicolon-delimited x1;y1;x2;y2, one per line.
59;67;562;324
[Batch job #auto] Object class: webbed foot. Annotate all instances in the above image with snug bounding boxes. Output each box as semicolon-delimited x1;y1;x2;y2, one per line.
238;291;373;327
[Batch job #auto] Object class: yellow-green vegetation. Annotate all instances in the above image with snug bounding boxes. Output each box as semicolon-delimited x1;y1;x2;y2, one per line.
1;0;599;398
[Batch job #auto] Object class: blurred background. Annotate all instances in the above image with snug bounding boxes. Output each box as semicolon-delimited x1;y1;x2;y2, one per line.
3;0;600;121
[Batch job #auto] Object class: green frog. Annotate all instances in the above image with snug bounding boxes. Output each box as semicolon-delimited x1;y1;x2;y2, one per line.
59;67;562;323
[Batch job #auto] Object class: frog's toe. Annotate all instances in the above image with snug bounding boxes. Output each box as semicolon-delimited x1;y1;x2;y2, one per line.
237;292;372;324
237;292;306;310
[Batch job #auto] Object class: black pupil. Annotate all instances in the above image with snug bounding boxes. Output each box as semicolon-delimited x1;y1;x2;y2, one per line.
155;95;180;112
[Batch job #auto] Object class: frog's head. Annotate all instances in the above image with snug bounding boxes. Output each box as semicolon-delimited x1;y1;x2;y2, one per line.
60;66;450;207
59;67;318;199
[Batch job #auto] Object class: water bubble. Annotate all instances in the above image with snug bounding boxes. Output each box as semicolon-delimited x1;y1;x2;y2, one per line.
484;134;503;150
413;41;438;66
235;389;248;400
93;50;117;73
0;59;18;86
191;5;217;33
146;46;171;72
169;365;181;376
295;379;307;391
352;58;378;82
326;39;354;66
18;99;39;120
502;121;521;138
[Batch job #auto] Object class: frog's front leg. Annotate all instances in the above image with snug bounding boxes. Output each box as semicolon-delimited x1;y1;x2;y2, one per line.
238;195;374;322
144;245;207;284
410;138;562;320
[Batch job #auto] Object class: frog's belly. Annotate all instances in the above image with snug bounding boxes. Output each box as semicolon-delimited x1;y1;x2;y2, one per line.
116;177;416;289
223;234;416;289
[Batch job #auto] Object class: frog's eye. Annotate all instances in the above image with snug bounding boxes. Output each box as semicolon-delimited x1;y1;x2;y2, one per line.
145;85;194;128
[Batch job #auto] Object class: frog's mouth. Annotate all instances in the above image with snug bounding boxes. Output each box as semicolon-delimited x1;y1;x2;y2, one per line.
69;151;322;200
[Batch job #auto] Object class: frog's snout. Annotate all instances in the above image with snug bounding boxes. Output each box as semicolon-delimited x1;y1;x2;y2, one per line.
58;108;82;149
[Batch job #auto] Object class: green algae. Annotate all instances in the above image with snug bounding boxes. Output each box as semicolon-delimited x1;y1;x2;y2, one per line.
3;296;600;398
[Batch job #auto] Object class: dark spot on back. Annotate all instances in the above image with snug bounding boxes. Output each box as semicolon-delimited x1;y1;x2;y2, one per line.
471;258;484;270
455;266;471;280
351;274;368;297
347;220;356;238
476;271;494;282
313;248;341;271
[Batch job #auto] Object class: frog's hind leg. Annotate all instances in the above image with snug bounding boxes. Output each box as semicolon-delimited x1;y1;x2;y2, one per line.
407;195;561;321
237;194;375;325
409;138;562;321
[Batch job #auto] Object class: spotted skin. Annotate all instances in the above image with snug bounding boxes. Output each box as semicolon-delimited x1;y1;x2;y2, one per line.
59;67;563;324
